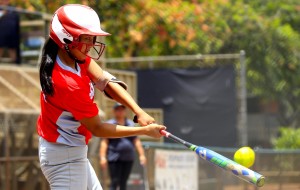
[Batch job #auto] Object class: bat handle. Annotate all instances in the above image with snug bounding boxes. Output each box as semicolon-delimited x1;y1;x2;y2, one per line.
159;129;168;136
134;116;168;137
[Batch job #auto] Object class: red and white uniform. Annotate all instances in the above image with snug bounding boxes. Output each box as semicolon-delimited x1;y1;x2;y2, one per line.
37;56;98;146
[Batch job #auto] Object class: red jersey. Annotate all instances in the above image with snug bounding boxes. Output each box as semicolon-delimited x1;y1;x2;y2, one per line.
37;56;98;146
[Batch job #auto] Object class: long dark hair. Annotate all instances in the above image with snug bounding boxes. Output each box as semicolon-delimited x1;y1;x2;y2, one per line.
39;38;59;96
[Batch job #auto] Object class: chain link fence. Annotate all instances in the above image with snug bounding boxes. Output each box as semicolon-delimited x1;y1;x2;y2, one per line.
103;52;249;147
1;53;295;190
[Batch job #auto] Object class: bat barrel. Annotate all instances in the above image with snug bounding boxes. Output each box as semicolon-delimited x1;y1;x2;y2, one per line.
159;130;265;187
195;146;265;187
257;176;265;187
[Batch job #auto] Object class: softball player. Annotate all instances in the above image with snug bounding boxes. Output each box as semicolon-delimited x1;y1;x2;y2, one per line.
37;4;165;190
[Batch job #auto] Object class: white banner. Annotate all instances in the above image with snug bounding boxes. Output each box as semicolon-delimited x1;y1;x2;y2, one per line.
154;149;198;190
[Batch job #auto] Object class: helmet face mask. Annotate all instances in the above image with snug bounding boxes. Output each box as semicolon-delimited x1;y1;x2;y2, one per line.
71;40;106;60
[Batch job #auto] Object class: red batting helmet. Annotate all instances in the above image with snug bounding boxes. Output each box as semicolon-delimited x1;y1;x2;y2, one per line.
49;4;110;59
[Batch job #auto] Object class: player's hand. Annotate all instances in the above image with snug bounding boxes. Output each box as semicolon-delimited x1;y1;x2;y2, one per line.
139;155;147;166
136;111;155;126
100;157;107;169
144;124;166;138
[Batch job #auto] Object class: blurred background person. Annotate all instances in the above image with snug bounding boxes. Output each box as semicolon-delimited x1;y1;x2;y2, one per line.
0;0;20;64
99;103;147;190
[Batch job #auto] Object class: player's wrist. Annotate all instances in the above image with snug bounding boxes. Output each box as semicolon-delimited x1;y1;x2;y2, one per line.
141;125;151;136
134;108;145;117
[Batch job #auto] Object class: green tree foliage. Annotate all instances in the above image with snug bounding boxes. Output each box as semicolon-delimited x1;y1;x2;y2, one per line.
95;0;228;57
273;127;300;149
218;1;300;127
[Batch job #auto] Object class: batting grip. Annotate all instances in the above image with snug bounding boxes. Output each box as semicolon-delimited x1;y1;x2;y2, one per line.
159;129;168;136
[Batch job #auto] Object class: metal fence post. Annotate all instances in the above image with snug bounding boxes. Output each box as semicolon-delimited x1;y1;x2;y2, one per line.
4;112;10;190
239;50;248;146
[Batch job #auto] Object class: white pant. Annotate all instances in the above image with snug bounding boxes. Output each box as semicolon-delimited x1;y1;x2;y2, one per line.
39;137;102;190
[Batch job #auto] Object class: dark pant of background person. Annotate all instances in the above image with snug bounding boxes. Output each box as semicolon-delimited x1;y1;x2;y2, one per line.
108;161;134;190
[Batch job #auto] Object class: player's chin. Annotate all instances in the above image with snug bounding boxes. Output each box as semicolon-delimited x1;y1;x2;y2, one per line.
76;54;87;63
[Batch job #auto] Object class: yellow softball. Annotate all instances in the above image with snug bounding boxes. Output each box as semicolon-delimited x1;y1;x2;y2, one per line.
233;147;255;168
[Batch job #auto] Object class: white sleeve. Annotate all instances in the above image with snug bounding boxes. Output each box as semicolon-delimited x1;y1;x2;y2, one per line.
94;71;128;92
94;71;128;99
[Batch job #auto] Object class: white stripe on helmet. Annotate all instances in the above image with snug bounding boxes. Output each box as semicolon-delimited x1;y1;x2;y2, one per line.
63;5;104;34
52;13;73;44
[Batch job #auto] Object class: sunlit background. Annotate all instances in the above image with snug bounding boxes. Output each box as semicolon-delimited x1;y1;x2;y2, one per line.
0;0;300;190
